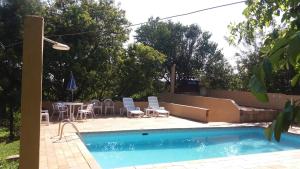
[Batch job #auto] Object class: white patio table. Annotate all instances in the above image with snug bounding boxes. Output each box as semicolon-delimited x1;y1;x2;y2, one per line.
144;108;156;117
63;102;83;121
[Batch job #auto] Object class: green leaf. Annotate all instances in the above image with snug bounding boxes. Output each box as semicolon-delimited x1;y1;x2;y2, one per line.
270;36;289;55
253;92;269;102
262;58;272;80
283;100;293;114
274;113;284;142
287;33;300;66
249;75;264;93
269;47;284;69
282;100;295;131
295;108;300;123
252;65;265;82
260;46;270;54
264;125;273;141
249;75;269;102
291;74;300;87
296;54;300;63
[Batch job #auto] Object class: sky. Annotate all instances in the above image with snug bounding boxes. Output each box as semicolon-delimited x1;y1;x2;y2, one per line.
115;0;246;66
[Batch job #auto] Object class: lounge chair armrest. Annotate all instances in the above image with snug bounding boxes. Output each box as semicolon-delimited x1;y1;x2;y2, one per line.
159;107;165;110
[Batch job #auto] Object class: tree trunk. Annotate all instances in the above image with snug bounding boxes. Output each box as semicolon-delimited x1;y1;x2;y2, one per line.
0;103;5;125
9;106;14;141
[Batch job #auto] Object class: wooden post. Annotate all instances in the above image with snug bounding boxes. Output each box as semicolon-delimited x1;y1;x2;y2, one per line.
19;15;44;169
170;64;176;94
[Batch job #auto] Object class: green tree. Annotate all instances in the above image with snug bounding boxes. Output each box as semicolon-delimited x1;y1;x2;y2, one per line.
136;18;233;89
0;1;170;142
135;18;185;80
117;43;166;99
192;31;234;89
0;0;43;140
42;0;129;101
230;0;300;141
234;41;298;93
0;0;130;139
234;42;263;90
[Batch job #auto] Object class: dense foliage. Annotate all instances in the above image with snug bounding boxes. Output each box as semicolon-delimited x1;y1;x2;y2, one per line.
234;42;295;92
0;0;43;140
42;0;130;101
117;43;166;99
230;0;300;141
135;18;234;89
0;0;166;139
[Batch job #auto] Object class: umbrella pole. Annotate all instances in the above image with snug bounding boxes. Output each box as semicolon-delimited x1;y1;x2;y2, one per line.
71;90;73;102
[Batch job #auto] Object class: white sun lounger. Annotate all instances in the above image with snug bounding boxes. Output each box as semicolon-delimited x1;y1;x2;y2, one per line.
123;97;144;117
148;96;169;117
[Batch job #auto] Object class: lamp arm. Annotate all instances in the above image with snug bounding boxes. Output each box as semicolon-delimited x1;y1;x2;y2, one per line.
44;37;57;44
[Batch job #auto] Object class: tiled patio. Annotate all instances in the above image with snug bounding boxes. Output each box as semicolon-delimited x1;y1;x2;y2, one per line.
40;116;300;169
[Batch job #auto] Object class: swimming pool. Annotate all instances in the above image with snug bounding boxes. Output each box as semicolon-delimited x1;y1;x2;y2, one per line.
81;127;300;169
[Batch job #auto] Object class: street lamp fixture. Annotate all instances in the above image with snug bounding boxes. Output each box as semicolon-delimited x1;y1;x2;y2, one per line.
44;37;70;51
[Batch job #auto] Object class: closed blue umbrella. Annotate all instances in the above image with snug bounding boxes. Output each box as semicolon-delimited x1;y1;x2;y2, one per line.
67;71;77;101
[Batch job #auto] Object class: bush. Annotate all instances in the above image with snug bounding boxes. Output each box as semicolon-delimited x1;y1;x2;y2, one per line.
0;110;21;139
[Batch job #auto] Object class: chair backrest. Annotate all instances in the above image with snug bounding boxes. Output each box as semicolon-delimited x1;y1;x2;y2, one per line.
104;99;114;107
59;103;68;111
53;102;66;112
148;96;160;109
123;97;135;110
52;103;59;112
86;104;94;111
91;99;101;106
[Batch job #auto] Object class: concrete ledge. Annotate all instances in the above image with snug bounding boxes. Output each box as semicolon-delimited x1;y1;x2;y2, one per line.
208;89;300;110
239;106;279;122
161;102;209;122
159;94;240;122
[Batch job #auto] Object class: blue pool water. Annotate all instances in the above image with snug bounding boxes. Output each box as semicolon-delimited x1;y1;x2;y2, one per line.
81;127;300;169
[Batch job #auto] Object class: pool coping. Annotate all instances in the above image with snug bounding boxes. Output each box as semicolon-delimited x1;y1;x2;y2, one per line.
120;150;300;169
80;126;265;135
77;125;300;169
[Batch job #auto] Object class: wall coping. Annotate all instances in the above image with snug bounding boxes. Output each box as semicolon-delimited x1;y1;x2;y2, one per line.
162;102;209;112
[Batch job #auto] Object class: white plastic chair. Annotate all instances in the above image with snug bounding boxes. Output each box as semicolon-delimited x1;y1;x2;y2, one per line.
123;97;144;117
77;104;94;120
41;110;49;125
104;99;115;116
148;96;169;117
91;99;102;116
51;102;68;121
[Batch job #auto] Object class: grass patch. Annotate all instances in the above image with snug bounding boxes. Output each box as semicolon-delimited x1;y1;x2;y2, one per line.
0;128;19;169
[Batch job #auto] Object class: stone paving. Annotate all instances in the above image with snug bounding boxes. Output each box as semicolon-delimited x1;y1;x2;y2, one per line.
40;116;300;169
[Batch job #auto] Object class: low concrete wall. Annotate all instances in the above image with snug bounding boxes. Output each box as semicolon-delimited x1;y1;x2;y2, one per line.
159;93;240;122
43;97;277;123
161;102;209;122
207;89;300;110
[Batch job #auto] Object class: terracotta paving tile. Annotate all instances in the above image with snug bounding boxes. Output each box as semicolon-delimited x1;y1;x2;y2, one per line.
40;116;300;169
